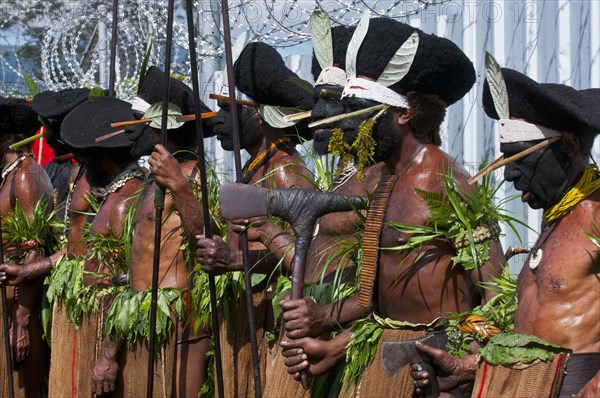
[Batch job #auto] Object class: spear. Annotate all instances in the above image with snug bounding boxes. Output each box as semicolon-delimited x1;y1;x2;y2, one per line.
108;0;119;97
219;0;263;396
0;216;15;398
146;0;175;396
184;1;225;397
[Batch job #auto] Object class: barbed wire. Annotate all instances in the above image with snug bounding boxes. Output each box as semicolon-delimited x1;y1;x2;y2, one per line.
0;0;448;97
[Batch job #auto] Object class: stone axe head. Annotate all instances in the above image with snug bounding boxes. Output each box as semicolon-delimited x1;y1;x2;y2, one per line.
380;333;437;377
219;183;368;238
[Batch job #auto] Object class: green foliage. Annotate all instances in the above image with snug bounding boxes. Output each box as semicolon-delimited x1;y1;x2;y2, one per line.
583;220;600;251
2;198;62;260
387;166;526;270
445;267;518;357
46;257;124;327
22;74;40;97
299;141;337;192
342;319;383;394
83;196;137;277
479;333;569;365
88;86;104;99
137;36;153;92
104;288;184;350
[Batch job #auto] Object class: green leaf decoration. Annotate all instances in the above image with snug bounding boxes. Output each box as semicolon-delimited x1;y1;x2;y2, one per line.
258;105;297;129
143;102;184;129
171;71;186;82
22;74;40;97
310;11;333;70
485;52;510;120
88;86;105;100
376;32;419;87
387;163;529;271
137;36;153;92
345;12;370;78
479;333;570;366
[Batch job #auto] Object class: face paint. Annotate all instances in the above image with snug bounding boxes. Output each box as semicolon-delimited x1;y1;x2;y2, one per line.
85;158;111;188
501;140;570;210
311;84;346;155
213;101;263;151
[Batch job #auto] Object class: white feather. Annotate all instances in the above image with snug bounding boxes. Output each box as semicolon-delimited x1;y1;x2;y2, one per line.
485;52;510;120
345;12;370;78
376;32;419;87
310;11;333;70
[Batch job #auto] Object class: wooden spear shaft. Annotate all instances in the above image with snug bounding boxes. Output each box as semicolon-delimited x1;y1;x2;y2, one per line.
108;0;119;97
147;0;175;396
184;1;225;397
219;0;263;396
0;215;15;398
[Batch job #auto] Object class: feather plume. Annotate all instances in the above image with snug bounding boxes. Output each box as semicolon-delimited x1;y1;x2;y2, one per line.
485;52;510;119
376;32;419;87
310;11;333;70
345;12;370;78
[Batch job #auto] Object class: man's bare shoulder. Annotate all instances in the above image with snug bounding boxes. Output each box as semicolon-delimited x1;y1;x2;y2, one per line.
179;159;199;179
411;145;467;193
15;156;52;186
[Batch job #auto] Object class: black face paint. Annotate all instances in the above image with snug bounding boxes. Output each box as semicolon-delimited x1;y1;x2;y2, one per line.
85;159;110;188
311;84;346;155
213;101;262;151
501;140;570;210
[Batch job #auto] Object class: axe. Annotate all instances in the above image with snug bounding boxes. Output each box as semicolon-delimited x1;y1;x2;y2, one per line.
381;334;440;398
220;183;368;388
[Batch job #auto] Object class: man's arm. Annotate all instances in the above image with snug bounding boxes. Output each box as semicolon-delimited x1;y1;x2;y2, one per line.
280;330;352;380
92;336;122;395
149;145;206;249
282;294;370;339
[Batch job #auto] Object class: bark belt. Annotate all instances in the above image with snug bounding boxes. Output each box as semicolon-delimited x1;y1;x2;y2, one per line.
358;173;398;309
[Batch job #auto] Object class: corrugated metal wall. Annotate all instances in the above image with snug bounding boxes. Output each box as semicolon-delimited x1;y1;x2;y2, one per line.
200;0;599;273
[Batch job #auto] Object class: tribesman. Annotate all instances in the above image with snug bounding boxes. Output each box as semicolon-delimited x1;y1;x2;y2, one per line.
196;41;314;397
236;18;385;398
91;67;216;397
32;88;93;220
0;97;54;398
0;89;105;397
58;96;147;398
280;17;506;397
412;68;600;398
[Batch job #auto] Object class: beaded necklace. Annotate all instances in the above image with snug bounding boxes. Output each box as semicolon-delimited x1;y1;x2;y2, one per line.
0;153;31;190
94;162;148;205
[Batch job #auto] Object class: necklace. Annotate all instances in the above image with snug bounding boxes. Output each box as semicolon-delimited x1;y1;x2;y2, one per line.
0;154;30;189
63;163;86;245
242;137;295;184
94;163;148;203
528;220;561;269
543;164;600;223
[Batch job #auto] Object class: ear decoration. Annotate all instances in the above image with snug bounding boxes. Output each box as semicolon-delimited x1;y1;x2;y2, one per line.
345;12;370;79
484;52;510;120
311;11;333;70
376;32;419;87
